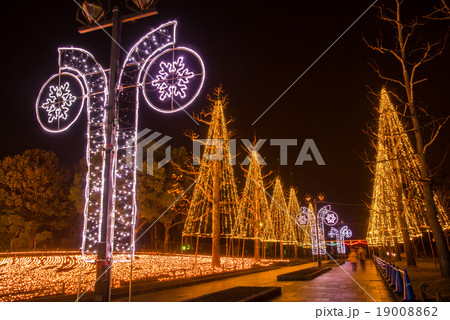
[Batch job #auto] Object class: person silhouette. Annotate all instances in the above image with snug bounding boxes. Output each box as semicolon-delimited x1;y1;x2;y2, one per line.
348;248;358;271
358;246;367;270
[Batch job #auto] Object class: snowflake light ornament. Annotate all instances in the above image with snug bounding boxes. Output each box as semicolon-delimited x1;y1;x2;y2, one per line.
324;211;338;226
43;82;76;123
151;57;194;101
296;213;308;225
342;227;352;238
328;227;338;238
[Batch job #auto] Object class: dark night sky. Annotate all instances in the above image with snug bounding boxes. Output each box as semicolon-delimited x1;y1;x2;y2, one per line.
1;0;449;239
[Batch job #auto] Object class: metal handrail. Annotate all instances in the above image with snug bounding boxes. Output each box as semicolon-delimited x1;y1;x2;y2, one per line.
373;255;415;301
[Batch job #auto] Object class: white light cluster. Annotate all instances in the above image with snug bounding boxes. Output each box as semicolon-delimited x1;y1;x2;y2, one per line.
141;46;205;113
35;72;86;133
151;57;194;100
36;21;205;261
339;225;352;254
43;82;76;122
112;21;178;257
57;47;108;260
301;205;320;255
299;205;340;256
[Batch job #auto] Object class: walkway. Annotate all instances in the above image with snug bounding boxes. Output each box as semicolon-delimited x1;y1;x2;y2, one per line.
117;259;395;302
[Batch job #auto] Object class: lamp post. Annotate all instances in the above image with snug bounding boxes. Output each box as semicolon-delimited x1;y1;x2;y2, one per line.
76;0;158;302
339;219;344;259
304;193;326;267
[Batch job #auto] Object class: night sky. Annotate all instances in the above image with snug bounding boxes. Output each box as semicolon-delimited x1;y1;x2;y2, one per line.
1;0;449;239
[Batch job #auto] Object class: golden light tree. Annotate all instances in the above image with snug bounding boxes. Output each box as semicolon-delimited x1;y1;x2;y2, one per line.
365;0;450;276
367;89;450;264
232;151;273;262
287;187;304;258
182;88;239;267
269;177;298;259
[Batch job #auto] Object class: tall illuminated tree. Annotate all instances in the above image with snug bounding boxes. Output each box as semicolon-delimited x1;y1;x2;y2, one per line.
365;0;450;277
182;88;239;267
367;89;450;265
270;178;294;259
233;151;273;262
287;187;303;258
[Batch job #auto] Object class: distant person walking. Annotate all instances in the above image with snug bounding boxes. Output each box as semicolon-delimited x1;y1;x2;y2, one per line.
348;248;358;271
358;246;367;270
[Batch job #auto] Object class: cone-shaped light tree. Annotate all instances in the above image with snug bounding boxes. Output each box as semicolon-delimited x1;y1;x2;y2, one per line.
182;88;239;267
269;177;290;259
287;187;304;258
367;89;450;265
365;0;450;277
233;151;273;262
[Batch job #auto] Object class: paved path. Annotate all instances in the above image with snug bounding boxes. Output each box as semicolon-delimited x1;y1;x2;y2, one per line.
119;259;394;302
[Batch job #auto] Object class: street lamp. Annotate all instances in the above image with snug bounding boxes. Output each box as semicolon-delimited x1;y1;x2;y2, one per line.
76;0;158;34
130;0;157;11
77;1;106;24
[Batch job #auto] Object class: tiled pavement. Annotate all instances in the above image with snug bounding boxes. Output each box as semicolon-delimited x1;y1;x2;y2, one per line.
119;259;395;302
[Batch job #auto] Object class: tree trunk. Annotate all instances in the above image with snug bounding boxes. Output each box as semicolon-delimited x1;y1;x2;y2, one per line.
211;160;221;267
279;242;284;260
421;178;450;277
393;237;402;262
163;224;170;252
254;238;261;262
395;189;416;265
153;225;158;252
254;226;261;262
399;214;416;265
254;191;261;262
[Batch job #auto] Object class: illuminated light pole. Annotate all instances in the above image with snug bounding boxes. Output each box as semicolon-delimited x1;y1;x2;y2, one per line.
303;193;327;267
300;194;340;267
36;1;205;302
76;0;159;302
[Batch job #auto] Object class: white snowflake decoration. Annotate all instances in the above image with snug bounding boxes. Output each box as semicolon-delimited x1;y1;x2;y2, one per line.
43;82;76;123
296;213;308;225
151;57;194;101
342;228;352;238
328;227;338;238
324;211;338;226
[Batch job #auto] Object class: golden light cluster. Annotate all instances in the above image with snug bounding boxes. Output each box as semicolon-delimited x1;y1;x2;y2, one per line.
183;97;239;237
0;253;278;301
184;96;303;246
367;89;449;247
